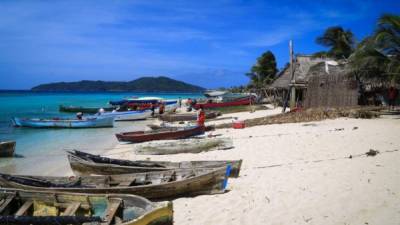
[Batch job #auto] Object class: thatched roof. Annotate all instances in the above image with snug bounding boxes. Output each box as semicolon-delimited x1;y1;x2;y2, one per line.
270;55;339;89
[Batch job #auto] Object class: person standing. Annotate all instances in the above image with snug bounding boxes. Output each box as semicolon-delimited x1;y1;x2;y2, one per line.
388;86;398;110
159;102;165;115
197;105;206;127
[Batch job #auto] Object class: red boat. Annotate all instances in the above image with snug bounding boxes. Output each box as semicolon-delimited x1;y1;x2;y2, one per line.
194;96;255;109
116;125;205;143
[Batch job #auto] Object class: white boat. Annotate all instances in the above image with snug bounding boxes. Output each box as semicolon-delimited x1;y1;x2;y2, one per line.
98;109;153;121
12;116;114;128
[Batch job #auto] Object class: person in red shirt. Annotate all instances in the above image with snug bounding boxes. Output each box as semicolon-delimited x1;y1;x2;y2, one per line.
197;105;206;127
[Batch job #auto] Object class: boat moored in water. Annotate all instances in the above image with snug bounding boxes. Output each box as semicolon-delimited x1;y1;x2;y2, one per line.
59;105;116;113
11;116;114;128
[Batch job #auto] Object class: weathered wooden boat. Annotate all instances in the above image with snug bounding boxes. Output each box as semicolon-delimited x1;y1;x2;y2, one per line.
0;167;229;200
68;150;242;178
0;188;173;225
159;111;220;122
133;138;233;155
99;110;152;121
148;124;215;132
59;105;115;113
11;116;114;128
116;125;205;143
0;141;15;157
194;96;255;109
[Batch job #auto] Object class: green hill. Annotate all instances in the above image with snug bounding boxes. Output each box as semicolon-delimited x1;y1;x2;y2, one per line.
31;76;205;92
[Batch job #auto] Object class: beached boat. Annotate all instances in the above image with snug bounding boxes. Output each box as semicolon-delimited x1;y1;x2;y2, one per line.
12;116;114;128
99;110;152;121
194;96;255;109
0;141;15;157
67;150;242;178
0;167;229;200
115;125;205;143
0;188;173;225
159;111;220;122
148;123;215;132
59;105;115;113
133;137;233;155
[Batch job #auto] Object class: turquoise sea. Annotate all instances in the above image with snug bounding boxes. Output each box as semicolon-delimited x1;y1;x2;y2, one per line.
0;91;202;175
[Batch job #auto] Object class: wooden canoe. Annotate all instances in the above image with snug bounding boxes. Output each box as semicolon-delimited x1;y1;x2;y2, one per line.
0;167;229;200
0;188;173;225
0;141;15;157
148;124;215;132
115;125;205;143
133;138;233;155
68;150;242;178
159;111;220;122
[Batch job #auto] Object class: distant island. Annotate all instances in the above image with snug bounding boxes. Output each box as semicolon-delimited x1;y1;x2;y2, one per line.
31;76;205;92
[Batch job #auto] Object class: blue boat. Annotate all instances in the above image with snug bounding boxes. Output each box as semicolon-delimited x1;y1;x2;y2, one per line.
11;116;114;128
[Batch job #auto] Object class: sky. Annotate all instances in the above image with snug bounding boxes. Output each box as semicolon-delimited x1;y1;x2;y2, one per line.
0;0;399;90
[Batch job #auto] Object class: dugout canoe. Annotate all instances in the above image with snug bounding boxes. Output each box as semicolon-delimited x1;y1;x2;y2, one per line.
59;105;115;113
99;110;152;121
12;116;114;128
115;125;205;143
133;138;233;155
0;188;173;225
159;111;220;122
0;167;229;200
67;150;242;178
0;141;16;157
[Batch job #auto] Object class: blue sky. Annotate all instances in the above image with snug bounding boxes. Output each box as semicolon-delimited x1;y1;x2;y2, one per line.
0;0;399;89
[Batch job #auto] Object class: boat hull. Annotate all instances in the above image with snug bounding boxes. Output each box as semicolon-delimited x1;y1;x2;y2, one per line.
12;117;114;128
194;96;255;109
159;111;220;122
68;150;242;177
100;110;152;121
0;167;228;200
59;105;115;113
133;138;233;155
0;188;173;225
115;126;205;143
0;141;15;157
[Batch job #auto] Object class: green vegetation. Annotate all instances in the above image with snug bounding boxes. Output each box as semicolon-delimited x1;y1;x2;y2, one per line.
246;51;278;88
315;26;355;59
349;14;400;83
31;76;205;92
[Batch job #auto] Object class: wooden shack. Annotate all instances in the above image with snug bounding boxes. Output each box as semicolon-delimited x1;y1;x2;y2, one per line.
269;55;359;109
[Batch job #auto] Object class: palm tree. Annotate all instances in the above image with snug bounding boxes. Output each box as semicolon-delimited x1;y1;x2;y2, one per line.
375;14;400;81
315;26;355;59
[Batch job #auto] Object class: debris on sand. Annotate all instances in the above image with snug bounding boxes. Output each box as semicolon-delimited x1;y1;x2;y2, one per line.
366;149;379;157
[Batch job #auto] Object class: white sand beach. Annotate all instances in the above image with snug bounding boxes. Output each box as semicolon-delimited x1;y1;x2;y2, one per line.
106;108;400;225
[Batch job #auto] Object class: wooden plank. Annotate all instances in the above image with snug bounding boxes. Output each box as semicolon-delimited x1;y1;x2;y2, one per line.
118;179;135;187
101;198;122;225
15;200;33;216
0;194;15;213
63;202;81;216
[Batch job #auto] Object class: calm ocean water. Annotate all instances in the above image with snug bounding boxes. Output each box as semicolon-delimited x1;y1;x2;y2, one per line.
0;91;202;175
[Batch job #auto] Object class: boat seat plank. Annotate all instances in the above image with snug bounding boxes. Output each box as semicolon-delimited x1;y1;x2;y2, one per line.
15;200;33;216
101;198;122;225
63;202;81;216
0;193;16;213
118;179;135;187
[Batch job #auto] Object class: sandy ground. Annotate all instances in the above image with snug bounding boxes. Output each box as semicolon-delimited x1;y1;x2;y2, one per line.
106;109;400;225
